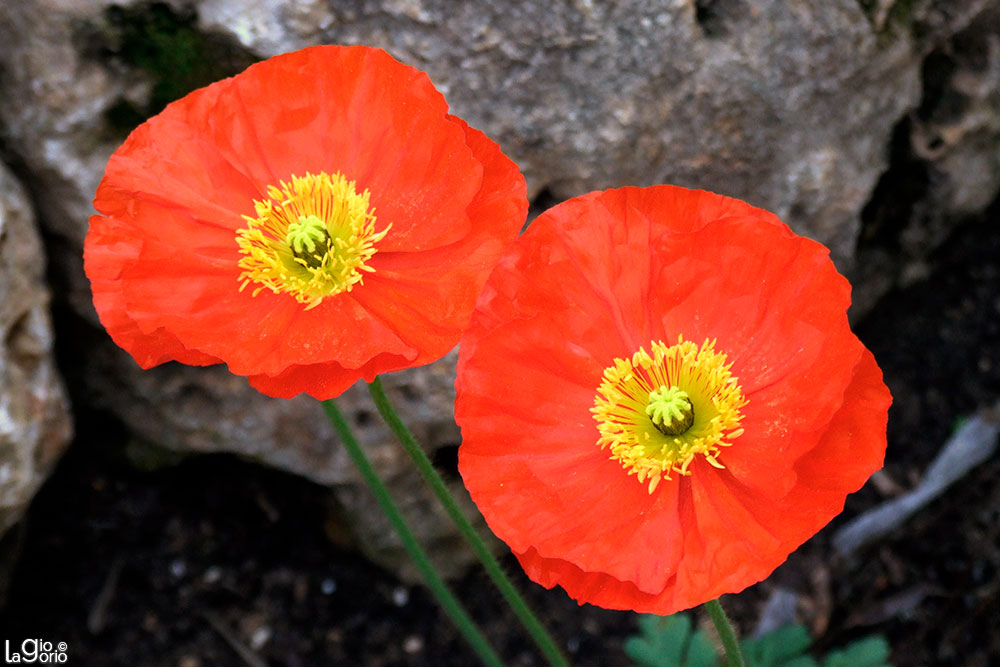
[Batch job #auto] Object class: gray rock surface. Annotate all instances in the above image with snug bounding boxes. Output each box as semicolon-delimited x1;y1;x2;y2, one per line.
0;0;138;321
907;5;1000;250
0;163;73;535
195;0;990;269
1;0;998;576
850;1;1000;312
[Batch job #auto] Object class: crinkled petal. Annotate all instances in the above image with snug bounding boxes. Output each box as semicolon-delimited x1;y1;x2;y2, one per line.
508;349;890;614
457;185;890;613
84;215;221;368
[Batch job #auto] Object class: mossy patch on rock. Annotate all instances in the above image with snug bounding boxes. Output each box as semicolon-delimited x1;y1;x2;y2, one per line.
82;2;258;131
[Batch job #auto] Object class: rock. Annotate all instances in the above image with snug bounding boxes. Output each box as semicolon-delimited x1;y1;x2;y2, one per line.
908;5;1000;241
1;0;998;577
0;0;256;322
79;335;473;580
0;0;135;323
81;345;461;489
851;1;1000;313
196;0;940;269
0;162;73;536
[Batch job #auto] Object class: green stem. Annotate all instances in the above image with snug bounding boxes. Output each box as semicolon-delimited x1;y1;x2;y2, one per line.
705;598;746;667
368;376;570;667
321;400;503;667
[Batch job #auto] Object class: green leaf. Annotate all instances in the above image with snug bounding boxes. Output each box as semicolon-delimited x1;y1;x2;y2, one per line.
822;636;891;667
739;624;818;667
626;613;718;667
626;614;892;667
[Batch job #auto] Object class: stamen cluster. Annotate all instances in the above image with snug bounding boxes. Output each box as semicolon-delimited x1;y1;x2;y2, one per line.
592;337;747;493
236;171;390;310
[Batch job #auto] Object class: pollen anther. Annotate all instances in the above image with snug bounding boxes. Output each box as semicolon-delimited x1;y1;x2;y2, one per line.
236;171;390;309
591;336;747;493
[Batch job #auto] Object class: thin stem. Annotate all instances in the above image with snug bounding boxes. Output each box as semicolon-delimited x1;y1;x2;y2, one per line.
705;598;746;667
368;376;570;667
321;400;503;667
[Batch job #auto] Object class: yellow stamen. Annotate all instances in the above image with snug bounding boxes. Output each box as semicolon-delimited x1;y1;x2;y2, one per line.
591;336;747;493
236;171;390;310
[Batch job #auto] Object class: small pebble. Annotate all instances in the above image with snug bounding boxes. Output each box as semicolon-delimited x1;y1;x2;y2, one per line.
294;575;309;603
169;559;186;578
403;635;424;654
321;578;337;595
142;613;159;632
250;626;272;650
202;566;222;584
392;586;409;607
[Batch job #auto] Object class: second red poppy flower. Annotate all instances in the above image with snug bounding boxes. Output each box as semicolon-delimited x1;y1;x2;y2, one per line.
456;186;891;615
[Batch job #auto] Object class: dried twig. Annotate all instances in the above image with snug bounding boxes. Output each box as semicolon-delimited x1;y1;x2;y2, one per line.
203;612;269;667
87;556;124;634
833;400;1000;558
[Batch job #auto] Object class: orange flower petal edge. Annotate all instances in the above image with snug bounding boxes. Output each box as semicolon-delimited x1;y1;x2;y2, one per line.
85;45;527;399
455;185;891;614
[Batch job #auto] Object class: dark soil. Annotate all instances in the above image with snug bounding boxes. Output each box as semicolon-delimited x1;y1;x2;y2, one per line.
835;207;1000;667
0;439;632;666
2;208;998;665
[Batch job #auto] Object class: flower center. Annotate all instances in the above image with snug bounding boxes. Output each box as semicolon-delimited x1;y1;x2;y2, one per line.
591;336;747;493
236;171;390;310
646;385;695;436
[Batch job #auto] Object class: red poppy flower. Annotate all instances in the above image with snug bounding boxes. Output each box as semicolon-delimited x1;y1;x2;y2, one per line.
456;186;891;614
85;45;527;399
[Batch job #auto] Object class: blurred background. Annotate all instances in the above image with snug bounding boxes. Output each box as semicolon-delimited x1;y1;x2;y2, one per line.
0;0;997;664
